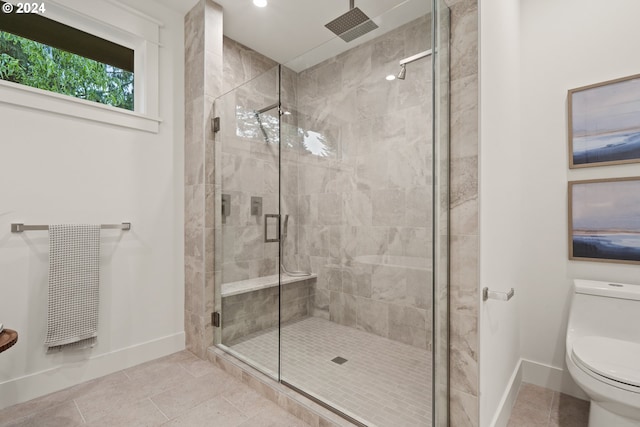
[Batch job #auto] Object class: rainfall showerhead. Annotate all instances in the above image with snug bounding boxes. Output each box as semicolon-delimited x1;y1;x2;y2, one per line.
325;0;379;43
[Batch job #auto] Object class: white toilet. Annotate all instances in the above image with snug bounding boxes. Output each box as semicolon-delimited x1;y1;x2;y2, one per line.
566;279;640;426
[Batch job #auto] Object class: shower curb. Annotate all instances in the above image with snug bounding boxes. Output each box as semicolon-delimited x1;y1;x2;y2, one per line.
207;346;358;427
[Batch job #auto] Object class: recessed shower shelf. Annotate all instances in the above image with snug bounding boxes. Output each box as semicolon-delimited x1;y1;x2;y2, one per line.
222;273;317;298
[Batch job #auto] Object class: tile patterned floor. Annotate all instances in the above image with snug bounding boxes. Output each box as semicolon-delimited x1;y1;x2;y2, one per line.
0;351;311;427
228;316;432;427
507;383;589;427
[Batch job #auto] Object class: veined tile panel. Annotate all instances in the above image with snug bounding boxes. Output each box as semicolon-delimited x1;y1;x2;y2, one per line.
446;0;479;425
293;16;434;351
185;0;224;358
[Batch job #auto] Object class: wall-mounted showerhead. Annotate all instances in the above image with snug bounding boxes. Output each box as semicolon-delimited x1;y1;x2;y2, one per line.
325;0;379;43
388;49;433;82
396;64;406;80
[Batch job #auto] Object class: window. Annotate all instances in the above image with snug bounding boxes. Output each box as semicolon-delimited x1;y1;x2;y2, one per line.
0;0;161;132
0;1;134;110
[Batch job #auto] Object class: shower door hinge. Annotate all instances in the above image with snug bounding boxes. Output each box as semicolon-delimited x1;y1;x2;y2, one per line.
212;312;220;327
212;117;220;133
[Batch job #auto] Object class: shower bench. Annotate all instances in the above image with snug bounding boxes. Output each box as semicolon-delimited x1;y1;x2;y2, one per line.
221;273;317;297
220;273;317;343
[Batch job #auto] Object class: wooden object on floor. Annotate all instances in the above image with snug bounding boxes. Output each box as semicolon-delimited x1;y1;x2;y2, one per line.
0;329;18;353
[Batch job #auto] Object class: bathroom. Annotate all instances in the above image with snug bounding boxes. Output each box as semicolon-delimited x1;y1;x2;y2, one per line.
1;0;640;426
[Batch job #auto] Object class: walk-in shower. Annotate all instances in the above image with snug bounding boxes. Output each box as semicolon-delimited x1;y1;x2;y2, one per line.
212;1;450;425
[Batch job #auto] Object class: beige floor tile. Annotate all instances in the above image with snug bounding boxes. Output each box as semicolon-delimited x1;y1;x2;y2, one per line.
0;372;126;425
86;397;168;427
125;355;195;396
74;375;150;422
2;350;311;427
163;395;249;427
517;383;555;410
0;391;70;425
222;385;282;419
238;406;311;427
549;393;589;427
507;383;554;427
2;401;84;427
65;371;131;399
150;370;239;419
507;383;589;427
179;357;218;378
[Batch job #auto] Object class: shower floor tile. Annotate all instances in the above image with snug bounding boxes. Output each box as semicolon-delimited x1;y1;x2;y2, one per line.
228;316;432;427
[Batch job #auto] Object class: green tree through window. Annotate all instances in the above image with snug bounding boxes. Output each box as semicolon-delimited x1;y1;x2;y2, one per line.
0;31;134;110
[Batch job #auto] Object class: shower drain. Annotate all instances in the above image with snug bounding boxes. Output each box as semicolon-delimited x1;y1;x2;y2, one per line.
331;356;348;365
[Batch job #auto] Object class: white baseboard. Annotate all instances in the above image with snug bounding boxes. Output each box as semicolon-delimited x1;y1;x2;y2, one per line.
521;358;588;400
0;332;185;410
491;359;523;427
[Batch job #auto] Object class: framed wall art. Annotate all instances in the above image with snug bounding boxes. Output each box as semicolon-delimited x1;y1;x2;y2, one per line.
568;74;640;168
569;177;640;264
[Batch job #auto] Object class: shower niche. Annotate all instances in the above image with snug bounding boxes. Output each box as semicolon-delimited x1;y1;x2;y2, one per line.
212;2;450;425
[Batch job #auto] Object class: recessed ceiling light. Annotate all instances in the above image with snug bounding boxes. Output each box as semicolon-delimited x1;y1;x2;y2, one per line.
253;0;267;7
386;74;396;81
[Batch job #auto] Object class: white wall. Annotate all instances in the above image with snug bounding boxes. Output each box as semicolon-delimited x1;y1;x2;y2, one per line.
0;0;185;408
519;0;640;378
479;0;522;425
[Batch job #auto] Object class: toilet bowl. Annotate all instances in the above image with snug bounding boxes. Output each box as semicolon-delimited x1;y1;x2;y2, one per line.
566;279;640;427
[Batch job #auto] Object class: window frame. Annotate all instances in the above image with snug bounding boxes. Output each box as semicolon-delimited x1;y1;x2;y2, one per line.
0;0;162;132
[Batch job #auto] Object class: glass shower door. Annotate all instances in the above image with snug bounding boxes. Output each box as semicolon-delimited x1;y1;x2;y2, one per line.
277;1;450;425
213;65;281;378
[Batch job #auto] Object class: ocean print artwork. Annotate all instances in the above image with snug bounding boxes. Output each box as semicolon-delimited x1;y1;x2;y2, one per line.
569;177;640;264
568;74;640;168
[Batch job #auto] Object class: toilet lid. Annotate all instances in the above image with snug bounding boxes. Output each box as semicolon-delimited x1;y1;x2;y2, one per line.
572;336;640;387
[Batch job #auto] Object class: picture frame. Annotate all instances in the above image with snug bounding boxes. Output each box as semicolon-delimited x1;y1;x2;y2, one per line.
568;73;640;168
568;177;640;264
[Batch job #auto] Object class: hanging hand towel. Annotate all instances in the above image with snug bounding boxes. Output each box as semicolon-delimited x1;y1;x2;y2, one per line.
45;224;100;351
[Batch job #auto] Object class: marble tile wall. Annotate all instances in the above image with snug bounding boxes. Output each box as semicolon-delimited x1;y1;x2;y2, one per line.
184;0;223;359
445;0;480;425
293;16;434;351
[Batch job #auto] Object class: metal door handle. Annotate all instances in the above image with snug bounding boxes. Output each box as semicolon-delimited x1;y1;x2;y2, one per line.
264;214;280;242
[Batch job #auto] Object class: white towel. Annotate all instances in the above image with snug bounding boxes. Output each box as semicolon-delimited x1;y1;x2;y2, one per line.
45;224;100;351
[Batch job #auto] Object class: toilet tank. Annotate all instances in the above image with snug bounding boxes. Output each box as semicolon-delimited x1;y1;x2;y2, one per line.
567;279;640;347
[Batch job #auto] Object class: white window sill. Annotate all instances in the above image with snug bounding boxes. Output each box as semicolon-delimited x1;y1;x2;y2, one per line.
0;79;161;133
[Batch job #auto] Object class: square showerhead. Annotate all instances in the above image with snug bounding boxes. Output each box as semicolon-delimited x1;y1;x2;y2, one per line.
325;7;379;42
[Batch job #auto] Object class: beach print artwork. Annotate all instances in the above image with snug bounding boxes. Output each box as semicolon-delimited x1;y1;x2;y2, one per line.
569;74;640;168
569;178;640;264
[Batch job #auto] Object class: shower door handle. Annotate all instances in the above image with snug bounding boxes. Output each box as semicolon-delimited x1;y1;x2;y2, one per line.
264;214;280;243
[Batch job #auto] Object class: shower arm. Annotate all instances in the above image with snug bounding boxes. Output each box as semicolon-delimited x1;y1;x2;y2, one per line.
399;49;432;66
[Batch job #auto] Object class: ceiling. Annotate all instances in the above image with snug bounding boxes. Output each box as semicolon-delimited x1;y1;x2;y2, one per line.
154;0;431;71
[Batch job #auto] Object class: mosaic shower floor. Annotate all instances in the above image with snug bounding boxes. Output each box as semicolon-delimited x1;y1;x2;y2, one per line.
228;316;432;427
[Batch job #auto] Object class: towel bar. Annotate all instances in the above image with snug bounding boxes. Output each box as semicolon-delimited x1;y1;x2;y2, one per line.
11;223;131;233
